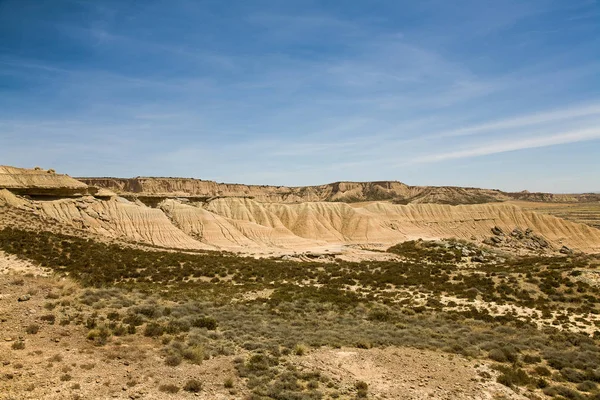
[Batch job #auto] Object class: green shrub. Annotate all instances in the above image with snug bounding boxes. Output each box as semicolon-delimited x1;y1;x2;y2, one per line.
534;365;551;376
183;379;202;393
11;341;25;350
488;349;508;363
356;380;368;398
164;353;182;367
143;322;164;337
191;317;217;330
86;326;111;346
182;345;204;364
561;367;586;383
576;380;597;392
494;365;530;388
542;385;584;399
112;324;127;336
158;384;180;394
523;354;541;364
294;344;307;356
355;340;372;349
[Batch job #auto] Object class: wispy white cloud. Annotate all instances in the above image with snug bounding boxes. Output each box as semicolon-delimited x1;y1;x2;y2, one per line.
436;102;600;138
414;128;600;163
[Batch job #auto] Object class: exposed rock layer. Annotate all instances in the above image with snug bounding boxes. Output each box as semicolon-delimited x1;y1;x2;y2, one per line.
0;166;88;196
79;177;600;204
3;190;600;253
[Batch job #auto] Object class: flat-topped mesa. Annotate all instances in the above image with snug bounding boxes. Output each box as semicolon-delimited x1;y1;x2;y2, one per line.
0;166;88;197
78;177;310;202
77;177;416;203
79;176;600;204
76;177;507;204
506;191;600;202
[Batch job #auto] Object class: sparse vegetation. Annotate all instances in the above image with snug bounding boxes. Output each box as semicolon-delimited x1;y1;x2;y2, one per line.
158;383;180;394
11;341;25;350
183;379;202;393
0;227;599;399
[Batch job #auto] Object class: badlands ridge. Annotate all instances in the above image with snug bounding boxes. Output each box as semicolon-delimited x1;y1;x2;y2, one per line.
2;165;600;254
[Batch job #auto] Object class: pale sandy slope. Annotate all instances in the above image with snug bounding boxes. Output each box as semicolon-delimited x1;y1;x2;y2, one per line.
2;190;600;253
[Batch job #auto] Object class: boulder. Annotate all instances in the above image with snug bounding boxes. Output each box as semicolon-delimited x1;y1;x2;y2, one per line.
531;235;549;248
511;228;524;239
559;245;573;255
17;294;31;302
491;226;504;236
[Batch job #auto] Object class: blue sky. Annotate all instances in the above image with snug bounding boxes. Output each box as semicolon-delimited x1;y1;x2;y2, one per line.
0;0;599;192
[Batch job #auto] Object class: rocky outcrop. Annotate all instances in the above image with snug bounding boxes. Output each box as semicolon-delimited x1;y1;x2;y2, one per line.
484;227;554;252
0;166;88;197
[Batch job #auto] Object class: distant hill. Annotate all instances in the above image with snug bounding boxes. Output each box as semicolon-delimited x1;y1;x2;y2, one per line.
77;176;600;205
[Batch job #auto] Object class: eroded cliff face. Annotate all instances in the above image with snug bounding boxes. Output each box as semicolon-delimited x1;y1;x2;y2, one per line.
3;189;600;254
0;166;88;196
77;177;513;204
79;176;600;204
506;192;600;202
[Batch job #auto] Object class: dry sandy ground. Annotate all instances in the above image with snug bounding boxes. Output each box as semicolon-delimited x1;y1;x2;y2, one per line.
0;268;243;400
295;347;527;400
0;250;49;276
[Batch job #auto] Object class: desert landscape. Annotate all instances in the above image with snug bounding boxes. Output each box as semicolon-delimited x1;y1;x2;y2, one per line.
1;165;600;399
2;1;599;399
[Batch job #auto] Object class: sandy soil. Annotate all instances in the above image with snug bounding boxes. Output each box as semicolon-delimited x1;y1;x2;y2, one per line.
0;271;244;400
296;347;528;400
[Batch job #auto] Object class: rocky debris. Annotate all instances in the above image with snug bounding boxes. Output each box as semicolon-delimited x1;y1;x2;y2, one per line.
560;245;573;255
531;235;549;248
491;226;504;236
483;227;554;253
510;227;524;239
419;239;499;265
